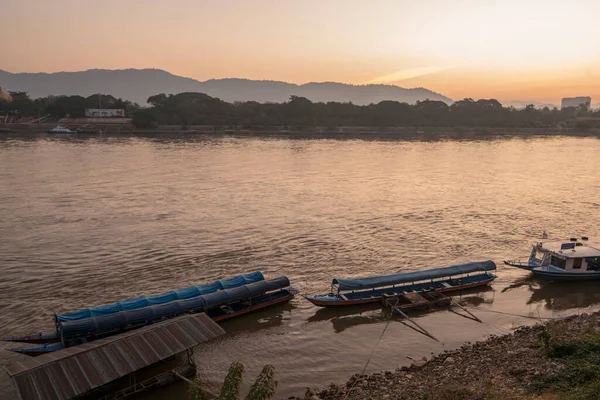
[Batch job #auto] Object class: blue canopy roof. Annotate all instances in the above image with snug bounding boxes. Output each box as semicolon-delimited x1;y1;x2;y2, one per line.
60;276;290;340
333;260;496;291
57;271;265;322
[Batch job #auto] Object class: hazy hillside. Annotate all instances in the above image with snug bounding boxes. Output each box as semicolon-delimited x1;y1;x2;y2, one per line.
0;68;452;105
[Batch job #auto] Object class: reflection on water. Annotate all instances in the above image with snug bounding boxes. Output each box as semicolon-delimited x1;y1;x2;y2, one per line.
307;304;384;333
219;302;295;335
502;274;600;310
0;135;599;398
520;279;600;311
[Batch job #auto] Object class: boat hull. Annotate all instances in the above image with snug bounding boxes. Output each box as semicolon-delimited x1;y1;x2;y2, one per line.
304;276;495;307
9;342;65;356
531;270;600;281
212;292;294;321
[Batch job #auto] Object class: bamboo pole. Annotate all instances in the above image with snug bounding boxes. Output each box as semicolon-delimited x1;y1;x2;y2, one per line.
172;370;197;386
449;298;482;323
392;305;440;342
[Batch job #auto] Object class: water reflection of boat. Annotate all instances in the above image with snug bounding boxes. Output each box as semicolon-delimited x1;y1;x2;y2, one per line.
527;281;600;311
219;301;295;335
503;275;600;311
304;261;496;307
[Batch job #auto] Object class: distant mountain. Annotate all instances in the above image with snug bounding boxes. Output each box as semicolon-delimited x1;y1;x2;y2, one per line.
0;68;452;106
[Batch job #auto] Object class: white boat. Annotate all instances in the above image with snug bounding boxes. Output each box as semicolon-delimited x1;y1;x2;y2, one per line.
47;125;77;134
504;237;600;281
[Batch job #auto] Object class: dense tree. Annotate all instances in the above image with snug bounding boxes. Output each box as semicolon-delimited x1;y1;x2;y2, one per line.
0;93;138;120
2;90;597;129
135;93;596;129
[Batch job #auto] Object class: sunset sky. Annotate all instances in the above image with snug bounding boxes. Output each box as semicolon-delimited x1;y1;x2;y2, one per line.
2;0;600;103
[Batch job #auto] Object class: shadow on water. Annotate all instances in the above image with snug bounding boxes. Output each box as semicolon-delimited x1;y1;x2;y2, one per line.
218;301;296;335
528;281;600;311
503;275;600;311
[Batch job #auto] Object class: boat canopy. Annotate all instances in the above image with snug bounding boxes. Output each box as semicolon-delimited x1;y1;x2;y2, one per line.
332;261;496;291
56;271;265;323
60;276;290;340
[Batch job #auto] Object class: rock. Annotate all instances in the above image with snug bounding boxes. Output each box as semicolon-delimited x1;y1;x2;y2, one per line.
304;389;313;400
444;357;455;364
406;374;413;379
310;396;321;400
412;360;427;367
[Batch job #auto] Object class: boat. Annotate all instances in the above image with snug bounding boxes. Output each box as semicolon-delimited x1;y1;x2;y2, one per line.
303;260;496;307
5;273;296;355
504;237;600;281
4;271;266;345
47;125;77;134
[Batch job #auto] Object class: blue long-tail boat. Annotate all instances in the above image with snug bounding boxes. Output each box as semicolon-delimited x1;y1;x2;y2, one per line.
304;261;496;307
4;272;296;355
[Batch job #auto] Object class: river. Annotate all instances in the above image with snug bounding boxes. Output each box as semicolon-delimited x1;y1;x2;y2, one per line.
0;134;599;399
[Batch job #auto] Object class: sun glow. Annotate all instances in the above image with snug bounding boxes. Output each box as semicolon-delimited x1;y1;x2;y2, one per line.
399;0;599;68
366;66;452;84
3;0;600;102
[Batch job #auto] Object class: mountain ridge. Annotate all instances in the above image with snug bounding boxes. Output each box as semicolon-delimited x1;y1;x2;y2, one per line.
0;68;452;105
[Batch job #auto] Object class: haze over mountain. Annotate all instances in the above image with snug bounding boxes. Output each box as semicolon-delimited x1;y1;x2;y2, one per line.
0;68;452;106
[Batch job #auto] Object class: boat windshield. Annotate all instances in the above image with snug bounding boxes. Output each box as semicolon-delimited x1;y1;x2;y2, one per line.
587;257;600;271
534;249;546;263
550;255;566;269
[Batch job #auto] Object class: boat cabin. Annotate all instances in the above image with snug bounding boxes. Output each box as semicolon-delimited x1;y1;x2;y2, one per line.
530;237;600;272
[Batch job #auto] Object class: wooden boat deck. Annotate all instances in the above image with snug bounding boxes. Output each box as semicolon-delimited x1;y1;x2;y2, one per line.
381;290;451;312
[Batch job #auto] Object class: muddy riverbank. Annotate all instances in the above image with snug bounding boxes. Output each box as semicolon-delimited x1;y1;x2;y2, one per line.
298;312;600;400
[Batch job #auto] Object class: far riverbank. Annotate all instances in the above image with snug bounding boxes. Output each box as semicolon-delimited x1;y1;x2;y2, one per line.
2;123;600;140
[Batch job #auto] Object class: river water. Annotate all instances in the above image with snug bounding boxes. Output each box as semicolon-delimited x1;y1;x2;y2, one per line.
0;135;599;399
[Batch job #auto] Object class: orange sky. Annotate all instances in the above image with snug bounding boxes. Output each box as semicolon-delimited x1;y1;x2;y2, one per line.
2;0;599;103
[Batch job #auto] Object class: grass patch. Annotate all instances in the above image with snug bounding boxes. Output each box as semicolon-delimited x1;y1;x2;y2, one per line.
422;382;502;400
530;321;600;399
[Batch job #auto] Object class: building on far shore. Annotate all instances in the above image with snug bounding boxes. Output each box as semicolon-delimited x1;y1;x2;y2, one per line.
85;108;125;118
561;96;591;110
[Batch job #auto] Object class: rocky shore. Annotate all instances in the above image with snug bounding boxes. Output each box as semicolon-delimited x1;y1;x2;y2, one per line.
294;312;600;400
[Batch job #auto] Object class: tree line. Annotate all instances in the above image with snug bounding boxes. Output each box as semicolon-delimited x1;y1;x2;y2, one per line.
0;92;139;120
1;90;597;129
131;93;599;129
